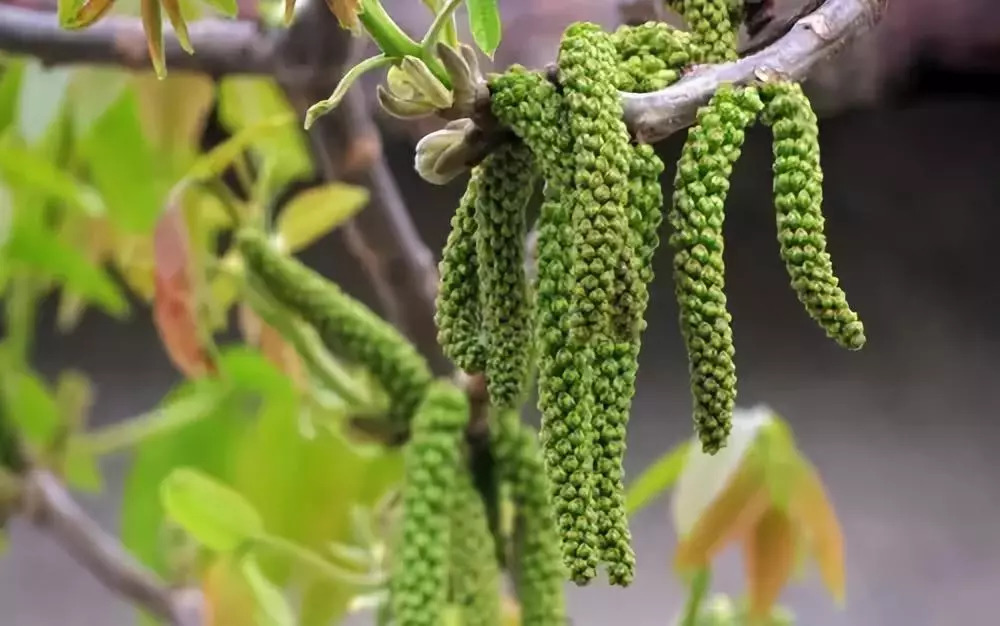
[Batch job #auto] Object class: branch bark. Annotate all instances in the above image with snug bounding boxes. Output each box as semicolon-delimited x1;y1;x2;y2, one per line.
0;4;277;75
20;470;202;626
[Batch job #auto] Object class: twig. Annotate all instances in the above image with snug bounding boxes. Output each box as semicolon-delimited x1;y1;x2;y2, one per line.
0;4;277;75
20;470;202;626
431;0;887;173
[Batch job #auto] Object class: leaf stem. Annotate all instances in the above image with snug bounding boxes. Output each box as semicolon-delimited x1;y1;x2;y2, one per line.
420;0;464;53
254;533;384;588
357;0;451;87
680;568;711;626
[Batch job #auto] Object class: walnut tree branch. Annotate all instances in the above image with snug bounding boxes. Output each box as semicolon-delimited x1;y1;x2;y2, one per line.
20;470;202;626
0;3;277;75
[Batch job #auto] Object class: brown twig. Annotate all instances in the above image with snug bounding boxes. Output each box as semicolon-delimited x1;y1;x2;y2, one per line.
20;470;202;626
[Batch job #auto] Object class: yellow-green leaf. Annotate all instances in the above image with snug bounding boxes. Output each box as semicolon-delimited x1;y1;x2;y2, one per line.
16;60;71;146
140;0;167;79
133;72;215;166
626;440;690;515
202;0;238;17
68;67;128;138
789;462;845;606
1;369;60;449
161;0;194;54
62;0;116;29
276;183;369;252
161;467;265;552
466;0;502;57
185;114;293;183
0;142;104;217
242;554;296;626
64;441;104;492
743;506;797;621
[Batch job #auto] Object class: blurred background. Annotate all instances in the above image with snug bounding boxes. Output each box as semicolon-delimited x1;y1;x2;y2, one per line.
2;0;1000;624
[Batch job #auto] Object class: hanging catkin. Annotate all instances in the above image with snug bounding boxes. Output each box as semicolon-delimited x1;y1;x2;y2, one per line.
668;0;741;64
449;462;503;626
759;81;866;350
237;230;432;424
435;176;487;374
612;21;692;93
492;411;567;626
390;380;469;626
669;84;764;454
475;142;537;409
490;67;601;584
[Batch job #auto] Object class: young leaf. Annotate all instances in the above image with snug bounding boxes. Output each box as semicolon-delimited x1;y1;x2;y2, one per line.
161;467;265;552
1;368;61;448
465;0;502;57
203;556;257;626
275;183;369;252
185;114;293;183
62;0;116;29
0;142;105;217
153;188;216;378
133;72;215;163
5;224;128;317
140;0;167;79
63;441;104;492
742;507;797;621
322;0;361;32
789;461;845;606
68;67;128;139
15;60;71;146
625;440;690;515
241;554;296;626
160;0;194;54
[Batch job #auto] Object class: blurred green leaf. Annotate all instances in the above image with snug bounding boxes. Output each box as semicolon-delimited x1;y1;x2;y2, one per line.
466;0;502;57
121;383;251;598
625;440;690;516
0;368;60;448
186;114;293;183
78;90;170;233
202;0;238;17
0;60;25;134
216;77;313;193
64;441;104;492
755;416;803;511
133;73;215;169
161;467;265;552
0;140;105;217
276;183;369;252
5;222;128;317
218;347;295;402
16;60;71;146
54;370;93;431
242;554;297;626
68;67;129;138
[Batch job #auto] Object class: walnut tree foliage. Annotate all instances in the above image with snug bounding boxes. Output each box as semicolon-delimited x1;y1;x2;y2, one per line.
0;0;861;624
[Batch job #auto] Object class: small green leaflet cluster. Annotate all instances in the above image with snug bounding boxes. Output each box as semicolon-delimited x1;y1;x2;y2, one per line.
434;10;866;589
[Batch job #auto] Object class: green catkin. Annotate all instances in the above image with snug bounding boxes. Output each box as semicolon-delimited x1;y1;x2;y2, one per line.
759;81;866;350
669;84;764;454
493;411;567;626
611;22;692;92
490;67;601;584
237;230;432;424
475;142;537;409
559;23;644;585
435;175;487;373
668;0;740;64
449;464;502;626
391;380;469;626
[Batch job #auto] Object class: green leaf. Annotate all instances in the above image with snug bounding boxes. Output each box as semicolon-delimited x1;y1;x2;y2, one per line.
64;441;104;492
121;381;251;580
5;223;128;317
0;140;105;217
216;77;313;194
202;0;238;17
466;0;502;57
625;440;691;516
0;60;25;135
161;467;265;552
0;368;60;448
78;90;170;233
16;60;71;146
185;114;294;183
276;183;369;252
68;68;128;138
241;554;297;626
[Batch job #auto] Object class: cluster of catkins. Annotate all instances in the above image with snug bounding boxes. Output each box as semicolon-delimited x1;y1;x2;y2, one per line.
434;4;864;591
237;230;566;626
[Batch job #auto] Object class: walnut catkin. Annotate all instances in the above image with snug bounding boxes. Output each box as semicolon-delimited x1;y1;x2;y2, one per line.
236;230;432;424
449;464;503;626
759;81;866;351
669;84;764;453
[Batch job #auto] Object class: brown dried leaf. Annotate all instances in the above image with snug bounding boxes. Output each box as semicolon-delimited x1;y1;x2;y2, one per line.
153;188;215;378
743;506;797;621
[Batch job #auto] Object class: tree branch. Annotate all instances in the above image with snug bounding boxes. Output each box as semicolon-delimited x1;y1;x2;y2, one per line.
0;4;277;75
20;470;202;626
